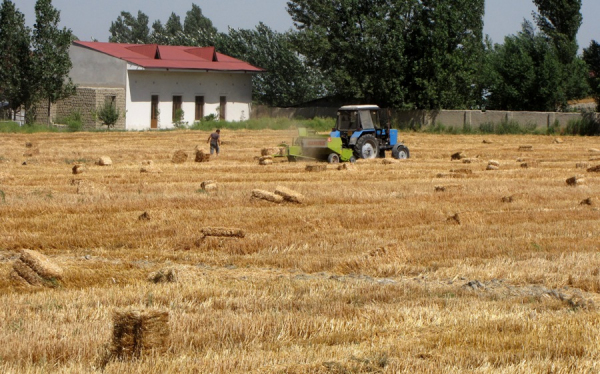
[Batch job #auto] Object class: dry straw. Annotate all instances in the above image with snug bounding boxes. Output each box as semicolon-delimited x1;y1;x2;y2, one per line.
147;268;178;283
109;308;170;360
274;186;305;204
195;147;210;162
12;249;63;287
201;227;246;238
306;164;327;172
171;150;188;164
587;165;600;173
251;189;284;203
96;156;112;166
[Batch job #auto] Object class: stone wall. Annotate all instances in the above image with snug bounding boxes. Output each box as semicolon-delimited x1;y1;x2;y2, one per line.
34;87;126;130
252;105;599;131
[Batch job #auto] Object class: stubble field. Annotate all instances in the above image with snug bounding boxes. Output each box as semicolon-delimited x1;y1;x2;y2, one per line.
0;129;599;373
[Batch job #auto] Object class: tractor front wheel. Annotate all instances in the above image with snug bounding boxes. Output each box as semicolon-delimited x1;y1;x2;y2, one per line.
355;135;378;159
392;144;410;159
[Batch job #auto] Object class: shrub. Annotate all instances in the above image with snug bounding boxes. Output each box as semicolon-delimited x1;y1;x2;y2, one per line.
564;115;600;136
173;108;187;128
55;111;83;132
95;101;120;129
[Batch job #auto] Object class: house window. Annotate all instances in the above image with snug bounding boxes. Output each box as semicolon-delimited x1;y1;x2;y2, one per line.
219;96;226;121
195;96;204;121
151;95;159;129
172;95;182;122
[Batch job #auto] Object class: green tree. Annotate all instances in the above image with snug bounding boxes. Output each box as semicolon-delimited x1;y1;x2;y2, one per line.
29;0;75;124
220;23;328;107
109;11;150;44
95;100;120;129
532;0;582;64
404;0;485;109
182;4;219;47
0;0;32;119
583;40;600;111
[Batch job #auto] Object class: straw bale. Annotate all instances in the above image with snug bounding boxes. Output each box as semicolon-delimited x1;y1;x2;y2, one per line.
261;147;282;156
502;195;514;203
580;198;593;206
12;259;44;286
306;164;327;172
252;189;284;203
97;156;112;166
274;186;305;204
486;165;499;171
450;168;472;174
171;150;188;164
140;166;162;173
201;180;217;191
488;160;500;167
447;213;461;224
259;156;273;162
111;308;170;359
518;145;533;151
19;249;63;280
25;142;33;148
141;160;153;165
195;149;210;162
587;165;600;173
9;270;32;287
553;138;564;144
259;159;273;166
482;139;493;144
148;268;178;283
451;152;467;160
72;164;85;174
138;212;151;221
202;227;246;238
566;176;584;186
589;148;600;153
338;163;355;171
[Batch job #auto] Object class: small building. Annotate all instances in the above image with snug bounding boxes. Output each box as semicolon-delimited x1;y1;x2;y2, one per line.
40;41;263;130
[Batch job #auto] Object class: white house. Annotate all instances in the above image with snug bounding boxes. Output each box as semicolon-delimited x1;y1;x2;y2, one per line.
42;41;263;130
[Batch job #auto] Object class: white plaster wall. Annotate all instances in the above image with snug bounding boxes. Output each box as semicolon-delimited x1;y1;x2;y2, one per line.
125;70;253;130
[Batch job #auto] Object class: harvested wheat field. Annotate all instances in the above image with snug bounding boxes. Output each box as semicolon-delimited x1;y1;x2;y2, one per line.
0;129;599;373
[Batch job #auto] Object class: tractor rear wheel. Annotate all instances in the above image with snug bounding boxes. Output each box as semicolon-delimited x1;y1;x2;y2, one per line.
392;144;410;159
355;135;378;159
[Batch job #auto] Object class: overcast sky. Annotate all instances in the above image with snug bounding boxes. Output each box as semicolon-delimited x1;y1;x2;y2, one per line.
15;0;600;51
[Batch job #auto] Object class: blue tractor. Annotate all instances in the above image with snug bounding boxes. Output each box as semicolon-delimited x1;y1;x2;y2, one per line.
330;105;409;162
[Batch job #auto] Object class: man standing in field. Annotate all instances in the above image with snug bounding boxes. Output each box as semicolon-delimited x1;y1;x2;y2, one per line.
207;129;221;156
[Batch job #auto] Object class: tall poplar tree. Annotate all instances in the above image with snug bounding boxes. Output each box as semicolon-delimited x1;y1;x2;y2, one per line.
0;0;32;119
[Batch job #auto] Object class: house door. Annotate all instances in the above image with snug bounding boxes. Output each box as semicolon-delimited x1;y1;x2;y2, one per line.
219;96;226;121
151;95;159;129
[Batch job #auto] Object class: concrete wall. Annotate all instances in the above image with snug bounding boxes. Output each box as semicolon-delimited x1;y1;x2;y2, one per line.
252;106;599;131
126;70;253;130
69;45;127;88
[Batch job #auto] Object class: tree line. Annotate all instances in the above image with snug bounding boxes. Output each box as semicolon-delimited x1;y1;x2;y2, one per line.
1;0;600;123
105;0;600;112
0;0;74;123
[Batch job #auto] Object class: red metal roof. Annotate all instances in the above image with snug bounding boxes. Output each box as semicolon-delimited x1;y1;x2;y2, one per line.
73;41;264;73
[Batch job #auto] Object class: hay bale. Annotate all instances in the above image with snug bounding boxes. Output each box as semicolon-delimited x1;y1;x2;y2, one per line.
200;180;217;191
25;142;33;148
566;176;584;186
518;145;533;151
434;186;447;192
587;165;600;173
337;163;355;171
580;198;593;206
148;268;178;283
589;148;600;153
110;308;170;360
274;186;305;204
482;139;493;144
195;149;210;162
138;212;151;221
97;156;112;166
486;165;499;171
451;152;467;160
553;138;564;144
12;259;44;286
140;166;162;173
141;160;153;166
447;213;461;224
502;195;514;203
171;150;188;164
259;159;273;166
450;168;472;174
488;160;500;167
72;164;85;175
261;147;281;156
306;164;327;172
252;189;284;203
19;249;63;280
201;227;246;238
